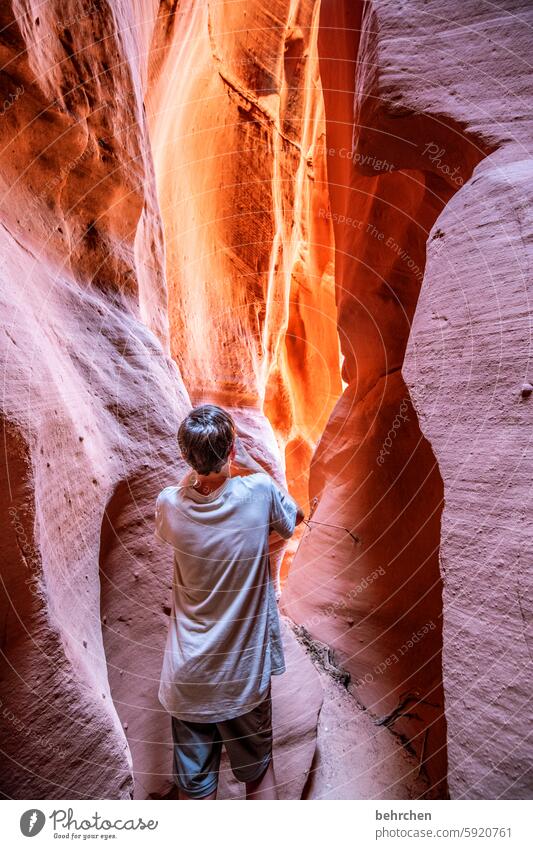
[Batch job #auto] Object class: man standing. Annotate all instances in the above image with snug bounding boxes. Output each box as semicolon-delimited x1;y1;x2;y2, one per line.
155;404;304;800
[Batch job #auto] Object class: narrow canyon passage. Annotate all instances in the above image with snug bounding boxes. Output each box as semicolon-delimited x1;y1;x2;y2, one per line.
143;0;469;798
1;0;531;804
146;0;343;567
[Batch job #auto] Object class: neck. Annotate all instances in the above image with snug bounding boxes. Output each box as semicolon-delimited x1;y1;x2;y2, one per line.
192;468;229;494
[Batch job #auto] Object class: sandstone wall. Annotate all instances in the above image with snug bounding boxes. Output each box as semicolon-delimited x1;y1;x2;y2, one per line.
284;0;533;799
393;0;533;800
0;0;190;798
146;0;342;530
0;0;323;800
283;0;451;795
1;0;531;802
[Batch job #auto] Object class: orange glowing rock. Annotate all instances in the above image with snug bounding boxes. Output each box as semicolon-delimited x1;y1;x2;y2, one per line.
1;0;531;803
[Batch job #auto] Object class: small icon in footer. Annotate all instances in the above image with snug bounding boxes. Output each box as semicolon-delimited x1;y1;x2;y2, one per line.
20;809;46;837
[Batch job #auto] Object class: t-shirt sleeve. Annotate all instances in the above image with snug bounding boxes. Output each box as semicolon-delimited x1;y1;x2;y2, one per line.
268;477;298;540
154;489;173;546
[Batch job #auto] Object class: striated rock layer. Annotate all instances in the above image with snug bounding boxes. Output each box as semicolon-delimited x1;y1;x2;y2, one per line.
284;0;533;799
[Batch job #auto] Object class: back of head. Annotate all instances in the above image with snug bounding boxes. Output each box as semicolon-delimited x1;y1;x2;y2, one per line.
178;405;236;476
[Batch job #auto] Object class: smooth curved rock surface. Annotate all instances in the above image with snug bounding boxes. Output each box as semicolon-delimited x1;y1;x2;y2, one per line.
395;0;533;800
0;0;324;800
285;0;533;799
0;0;190;798
282;0;451;796
1;0;531;803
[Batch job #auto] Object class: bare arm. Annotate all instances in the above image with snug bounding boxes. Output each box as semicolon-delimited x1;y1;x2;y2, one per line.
232;436;305;527
232;436;304;597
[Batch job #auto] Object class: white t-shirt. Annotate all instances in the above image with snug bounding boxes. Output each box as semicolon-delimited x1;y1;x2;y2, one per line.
155;471;298;721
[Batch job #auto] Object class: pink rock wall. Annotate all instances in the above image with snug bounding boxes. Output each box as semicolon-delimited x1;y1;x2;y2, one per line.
282;0;452;795
284;0;533;799
394;0;533;799
0;0;189;798
1;0;531;802
0;0;323;800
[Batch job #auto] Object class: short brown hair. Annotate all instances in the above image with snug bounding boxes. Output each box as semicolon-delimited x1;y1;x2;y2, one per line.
178;405;236;475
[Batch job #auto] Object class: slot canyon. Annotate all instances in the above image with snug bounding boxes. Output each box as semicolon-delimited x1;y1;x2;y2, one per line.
0;0;532;802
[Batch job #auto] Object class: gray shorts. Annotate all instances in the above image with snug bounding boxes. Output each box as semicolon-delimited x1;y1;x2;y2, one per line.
171;687;273;798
